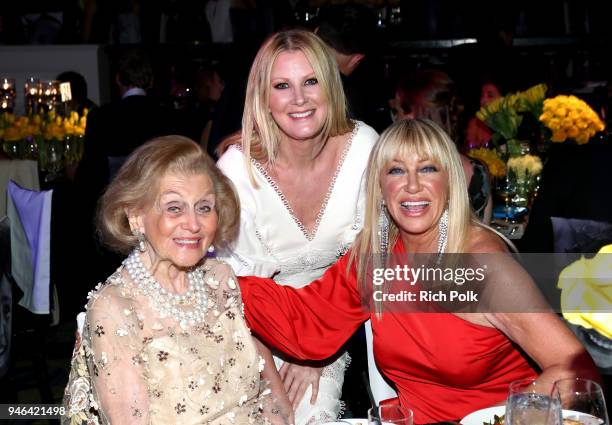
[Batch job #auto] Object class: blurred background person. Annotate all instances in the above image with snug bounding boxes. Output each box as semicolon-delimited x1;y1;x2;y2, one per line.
391;69;493;223
56;70;97;114
463;75;506;152
314;4;389;133
72;48;172;297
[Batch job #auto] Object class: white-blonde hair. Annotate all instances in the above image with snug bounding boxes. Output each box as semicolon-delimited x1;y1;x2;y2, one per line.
241;29;353;183
349;118;474;297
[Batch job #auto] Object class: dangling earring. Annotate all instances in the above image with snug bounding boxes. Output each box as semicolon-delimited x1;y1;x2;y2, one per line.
378;200;389;263
132;228;147;253
437;208;449;254
207;245;215;254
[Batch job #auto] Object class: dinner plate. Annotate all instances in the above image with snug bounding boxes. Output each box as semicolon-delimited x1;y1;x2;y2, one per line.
460;406;604;425
460;406;504;425
321;419;368;425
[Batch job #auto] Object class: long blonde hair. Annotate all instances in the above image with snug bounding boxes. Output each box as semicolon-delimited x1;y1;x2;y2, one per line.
241;29;353;183
349;119;473;296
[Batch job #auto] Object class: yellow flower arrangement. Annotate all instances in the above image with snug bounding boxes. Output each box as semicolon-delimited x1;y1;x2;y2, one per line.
539;95;605;144
477;84;548;157
467;147;506;178
1;109;88;160
507;154;543;180
0;109;88;142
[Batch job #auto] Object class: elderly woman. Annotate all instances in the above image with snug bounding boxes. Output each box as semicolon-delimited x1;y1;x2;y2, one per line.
62;136;288;424
217;29;378;424
236;119;598;423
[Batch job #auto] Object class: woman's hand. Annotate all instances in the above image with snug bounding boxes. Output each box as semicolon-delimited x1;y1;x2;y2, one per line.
279;361;324;410
254;339;295;425
274;389;295;425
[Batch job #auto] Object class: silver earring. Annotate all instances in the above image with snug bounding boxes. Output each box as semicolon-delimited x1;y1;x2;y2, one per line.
437;208;448;254
378;200;389;263
207;245;215;253
132;228;147;252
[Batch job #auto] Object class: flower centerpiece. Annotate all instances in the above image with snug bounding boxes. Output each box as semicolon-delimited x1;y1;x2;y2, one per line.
539;95;605;145
476;83;547;158
467;147;506;179
0;109;87;169
506;154;543;207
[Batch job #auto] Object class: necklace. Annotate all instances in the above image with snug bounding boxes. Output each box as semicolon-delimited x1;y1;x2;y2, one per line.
124;250;209;328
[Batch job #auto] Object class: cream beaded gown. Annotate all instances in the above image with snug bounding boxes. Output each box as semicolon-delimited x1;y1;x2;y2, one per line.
62;259;276;425
217;121;378;425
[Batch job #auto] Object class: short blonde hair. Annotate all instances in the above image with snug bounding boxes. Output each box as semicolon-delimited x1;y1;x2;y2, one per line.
241;29;353;177
98;136;240;254
350;119;473;293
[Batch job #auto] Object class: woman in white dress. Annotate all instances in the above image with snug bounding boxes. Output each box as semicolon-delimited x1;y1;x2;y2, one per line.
217;30;378;424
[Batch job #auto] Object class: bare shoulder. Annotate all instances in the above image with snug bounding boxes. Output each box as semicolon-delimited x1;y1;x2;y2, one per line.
467;225;508;254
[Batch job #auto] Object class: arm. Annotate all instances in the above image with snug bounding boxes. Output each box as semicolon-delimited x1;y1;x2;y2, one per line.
87;288;149;424
255;339;295;425
239;253;369;361
486;312;599;385
472;229;600;384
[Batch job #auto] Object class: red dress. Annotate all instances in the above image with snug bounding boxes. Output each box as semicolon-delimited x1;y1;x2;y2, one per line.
239;239;538;423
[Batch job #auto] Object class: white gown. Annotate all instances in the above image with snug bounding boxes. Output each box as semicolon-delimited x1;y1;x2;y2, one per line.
217;121;378;425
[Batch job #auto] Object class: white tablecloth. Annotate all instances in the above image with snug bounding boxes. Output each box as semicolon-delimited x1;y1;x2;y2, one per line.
0;159;39;217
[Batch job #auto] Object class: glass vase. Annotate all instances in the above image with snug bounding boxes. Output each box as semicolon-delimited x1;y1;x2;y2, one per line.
2;139;22;158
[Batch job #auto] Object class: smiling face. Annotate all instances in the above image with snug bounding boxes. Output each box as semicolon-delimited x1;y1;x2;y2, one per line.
380;152;449;243
268;50;328;143
132;172;218;269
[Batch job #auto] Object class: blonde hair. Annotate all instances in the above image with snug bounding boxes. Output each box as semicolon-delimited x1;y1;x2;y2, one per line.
349;119;473;296
98;135;240;254
241;29;353;182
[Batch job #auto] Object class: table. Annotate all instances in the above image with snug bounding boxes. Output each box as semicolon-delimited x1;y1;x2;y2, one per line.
0;159;40;217
491;220;526;240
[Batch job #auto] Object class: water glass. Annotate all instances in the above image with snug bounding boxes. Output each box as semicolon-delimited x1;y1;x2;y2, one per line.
368;405;413;425
553;378;609;425
506;378;561;425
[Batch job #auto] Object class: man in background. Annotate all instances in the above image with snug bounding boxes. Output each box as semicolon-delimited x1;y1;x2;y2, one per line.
315;5;390;132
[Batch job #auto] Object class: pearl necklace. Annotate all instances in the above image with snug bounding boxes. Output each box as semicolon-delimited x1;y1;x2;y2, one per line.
124;250;209;328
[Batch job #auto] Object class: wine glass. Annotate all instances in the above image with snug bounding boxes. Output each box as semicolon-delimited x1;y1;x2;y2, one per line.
368;405;413;425
553;378;609;425
505;378;562;425
495;176;516;223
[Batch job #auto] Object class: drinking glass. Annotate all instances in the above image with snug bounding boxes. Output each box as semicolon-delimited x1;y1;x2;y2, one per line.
495;176;516;223
0;77;16;112
24;77;41;115
40;80;60;112
553;378;609;425
505;378;561;425
368;405;413;425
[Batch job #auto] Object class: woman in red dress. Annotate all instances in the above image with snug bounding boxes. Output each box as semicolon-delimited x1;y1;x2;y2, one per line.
237;118;598;423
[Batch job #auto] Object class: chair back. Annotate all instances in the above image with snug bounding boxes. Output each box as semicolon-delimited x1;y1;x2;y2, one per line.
6;180;53;316
365;319;398;404
551;217;612;253
0;217;12;378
